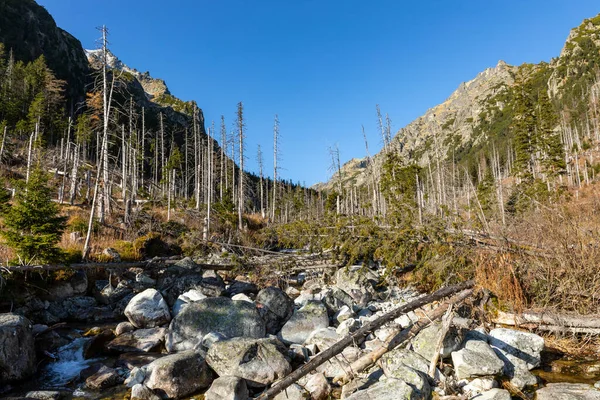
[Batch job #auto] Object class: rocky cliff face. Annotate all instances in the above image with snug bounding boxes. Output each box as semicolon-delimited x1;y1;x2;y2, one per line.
0;0;89;99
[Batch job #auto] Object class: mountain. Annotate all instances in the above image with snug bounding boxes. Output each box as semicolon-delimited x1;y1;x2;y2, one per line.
322;14;600;192
0;0;89;100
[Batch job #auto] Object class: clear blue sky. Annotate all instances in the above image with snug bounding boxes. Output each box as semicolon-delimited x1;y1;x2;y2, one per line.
37;0;600;185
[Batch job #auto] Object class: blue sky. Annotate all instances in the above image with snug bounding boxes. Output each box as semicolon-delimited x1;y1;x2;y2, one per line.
37;0;600;185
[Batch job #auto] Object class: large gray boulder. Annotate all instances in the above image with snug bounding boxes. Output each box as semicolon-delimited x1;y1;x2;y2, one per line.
0;313;36;383
344;377;420;400
256;287;294;334
144;351;213;398
536;383;600;400
380;347;443;385
166;297;266;352
488;328;544;389
204;376;249;400
124;289;171;328
451;330;504;380
172;289;207;317
206;337;291;387
279;301;329;344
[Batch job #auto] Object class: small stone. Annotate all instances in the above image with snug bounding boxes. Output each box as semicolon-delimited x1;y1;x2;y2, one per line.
231;293;253;302
115;321;136;336
205;376;249;400
85;366;122;390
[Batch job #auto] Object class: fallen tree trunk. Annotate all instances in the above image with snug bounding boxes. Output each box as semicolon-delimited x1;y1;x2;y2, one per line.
333;289;473;385
255;280;475;400
492;310;600;329
2;258;236;273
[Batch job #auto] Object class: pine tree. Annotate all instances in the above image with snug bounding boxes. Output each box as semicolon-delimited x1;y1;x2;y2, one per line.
1;168;67;265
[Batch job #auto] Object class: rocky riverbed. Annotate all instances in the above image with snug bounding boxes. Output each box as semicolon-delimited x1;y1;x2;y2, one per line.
1;256;600;399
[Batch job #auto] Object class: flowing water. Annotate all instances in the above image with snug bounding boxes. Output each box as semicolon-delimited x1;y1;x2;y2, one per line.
41;337;100;388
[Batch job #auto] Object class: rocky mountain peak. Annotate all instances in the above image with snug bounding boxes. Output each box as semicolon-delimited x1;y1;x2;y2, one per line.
85;48;170;100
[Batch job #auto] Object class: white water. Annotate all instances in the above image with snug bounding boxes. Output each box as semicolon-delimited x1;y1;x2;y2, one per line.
42;337;100;388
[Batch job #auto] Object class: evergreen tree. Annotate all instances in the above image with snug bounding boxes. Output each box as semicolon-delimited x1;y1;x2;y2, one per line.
0;168;67;265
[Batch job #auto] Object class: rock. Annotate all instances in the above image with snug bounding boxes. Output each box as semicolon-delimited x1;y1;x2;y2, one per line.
298;372;331;400
95;280;133;305
411;320;462;360
206;337;291;387
160;272;205;306
305;327;340;352
0;313;36;383
103;247;121;262
471;388;513;400
198;270;226;297
344;377;419;400
124;289;171;328
279;301;329;344
85;365;123;390
199;331;225;350
172;289;207;317
273;383;309;400
451;330;504;380
115;321;136;336
334;267;379;307
135;272;156;287
47;296;98;321
323;287;355;316
536;383;600;400
166;297;266;352
144;351;213;398
131;383;161;400
286;287;301;298
288;344;310;364
336;318;360;336
461;377;498;396
24;391;67;400
316;347;362;378
256;287;295;334
380;347;443;383
173;257;200;270
334;305;355;324
116;353;163;370
488;328;544;389
231;293;253;302
205;376;249;400
226;280;259;297
106;327;166;353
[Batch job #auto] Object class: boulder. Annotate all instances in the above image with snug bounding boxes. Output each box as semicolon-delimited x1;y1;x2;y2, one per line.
411;320;462;360
166;297;266;352
115;321;136;336
471;389;512;400
488;328;544;389
380;347;443;384
205;376;249;400
24;391;67;400
273;383;310;400
256;287;295;334
334;267;379;307
298;372;331;400
46;296;98;321
344;377;419;400
172;289;207;317
116;353;163;370
451;330;504;380
95;280;133;305
323;287;355;316
85;365;123;390
305;327;340;352
460;377;498;396
316;347;363;378
336;318;360;336
536;383;600;400
0;313;36;383
206;337;291;387
279;301;329;344
144;351;213;398
198;270;226;297
124;289;171;328
160;272;205;306
83;329;115;359
173;257;200;270
334;305;355;324
131;383;161;400
106;327;166;353
231;293;253;302
226;280;259;297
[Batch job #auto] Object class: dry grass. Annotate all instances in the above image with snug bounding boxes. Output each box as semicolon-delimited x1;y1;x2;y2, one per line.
475;252;526;313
